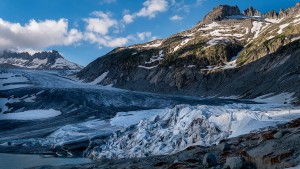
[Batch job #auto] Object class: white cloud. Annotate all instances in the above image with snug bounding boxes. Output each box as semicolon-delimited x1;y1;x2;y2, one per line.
170;0;205;13
137;32;152;40
136;0;168;18
195;0;204;6
85;31;153;48
150;36;160;41
0;18;82;52
122;0;168;24
170;15;183;21
123;14;134;24
99;0;116;5
84;11;117;35
84;32;133;47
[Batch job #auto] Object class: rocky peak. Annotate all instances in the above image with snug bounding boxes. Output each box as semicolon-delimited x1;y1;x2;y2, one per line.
278;8;288;18
264;10;278;19
202;5;241;23
242;7;262;17
0;50;82;70
31;50;63;60
2;50;31;59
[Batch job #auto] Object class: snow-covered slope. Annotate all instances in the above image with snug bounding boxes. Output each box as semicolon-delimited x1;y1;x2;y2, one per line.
88;103;300;159
0;50;82;70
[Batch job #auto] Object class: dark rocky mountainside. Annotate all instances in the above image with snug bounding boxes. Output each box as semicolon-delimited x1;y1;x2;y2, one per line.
77;3;300;101
0;50;82;70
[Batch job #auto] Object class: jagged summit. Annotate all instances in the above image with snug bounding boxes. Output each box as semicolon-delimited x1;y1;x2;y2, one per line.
200;2;300;24
0;50;82;70
242;7;262;17
201;5;241;23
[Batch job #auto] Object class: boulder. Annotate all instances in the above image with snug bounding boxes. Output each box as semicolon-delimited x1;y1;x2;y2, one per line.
225;157;244;169
218;142;230;151
203;153;218;167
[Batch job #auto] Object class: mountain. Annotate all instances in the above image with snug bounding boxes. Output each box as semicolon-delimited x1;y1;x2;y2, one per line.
77;3;300;101
0;50;82;70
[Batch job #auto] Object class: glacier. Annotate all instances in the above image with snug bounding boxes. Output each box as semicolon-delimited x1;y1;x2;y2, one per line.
88;103;300;159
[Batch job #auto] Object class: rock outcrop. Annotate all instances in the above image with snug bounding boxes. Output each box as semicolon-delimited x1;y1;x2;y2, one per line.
243;7;262;17
201;5;241;23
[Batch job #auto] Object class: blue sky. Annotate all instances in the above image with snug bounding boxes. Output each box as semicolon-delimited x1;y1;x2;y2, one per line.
0;0;298;66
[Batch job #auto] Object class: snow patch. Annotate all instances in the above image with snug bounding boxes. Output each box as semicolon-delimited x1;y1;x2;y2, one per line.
291;36;300;42
209;29;244;38
199;22;220;31
0;109;61;120
206;37;229;48
51;58;80;69
265;18;283;23
251;21;263;39
138;65;158;69
90;71;109;85
277;23;290;34
141;40;162;48
138;50;164;69
293;18;300;25
173;38;191;52
266;35;275;40
145;50;164;64
253;93;295;105
27;58;48;69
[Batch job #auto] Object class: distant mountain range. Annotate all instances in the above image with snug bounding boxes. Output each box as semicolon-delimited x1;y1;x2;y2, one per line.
76;3;300;101
0;50;82;70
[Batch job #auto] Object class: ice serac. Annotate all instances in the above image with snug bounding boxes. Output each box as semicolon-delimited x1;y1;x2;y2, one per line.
88;103;300;159
201;5;241;23
0;50;82;70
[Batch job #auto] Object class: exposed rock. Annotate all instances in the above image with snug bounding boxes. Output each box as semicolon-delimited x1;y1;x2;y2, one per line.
264;10;278;19
273;131;283;139
257;132;274;144
201;5;241;23
203;153;218;167
278;8;288;18
225;157;244;169
242;7;262;17
218;142;230;151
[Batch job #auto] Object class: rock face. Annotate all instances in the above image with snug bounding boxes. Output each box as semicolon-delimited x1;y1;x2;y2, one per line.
264;10;278;19
0;50;82;70
77;3;300;100
202;5;241;23
203;153;217;167
243;7;262;17
225;157;244;169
